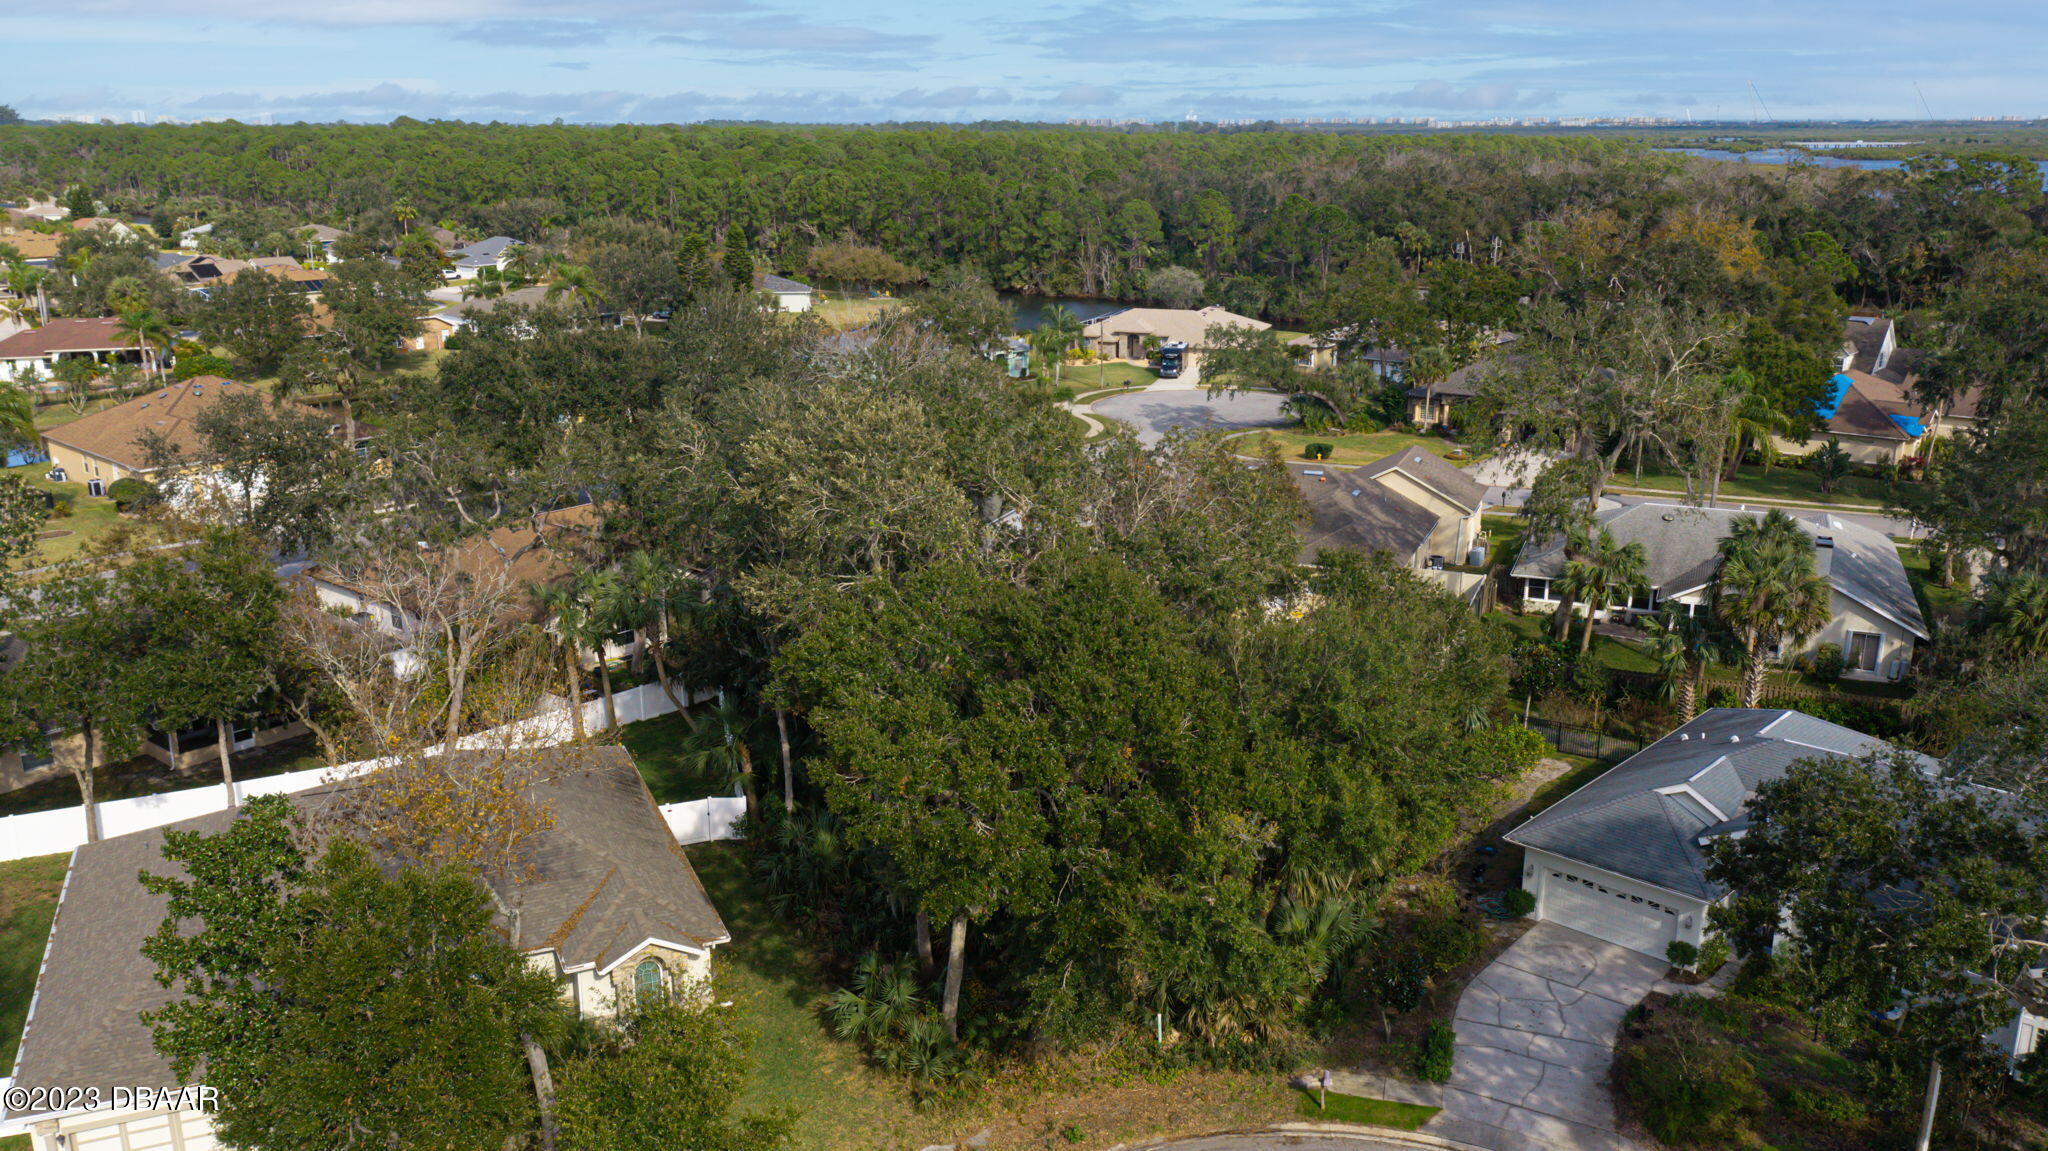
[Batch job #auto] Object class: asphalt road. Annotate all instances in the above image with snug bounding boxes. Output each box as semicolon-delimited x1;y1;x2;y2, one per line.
1090;388;1291;447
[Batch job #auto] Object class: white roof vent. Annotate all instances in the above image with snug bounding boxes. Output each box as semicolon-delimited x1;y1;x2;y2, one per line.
1729;734;1741;744
1679;733;1690;741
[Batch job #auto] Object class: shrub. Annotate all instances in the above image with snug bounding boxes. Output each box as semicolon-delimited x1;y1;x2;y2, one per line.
106;476;157;510
1665;940;1699;970
1501;888;1536;917
1413;1020;1455;1082
1809;642;1846;685
1758;695;1902;739
171;352;235;381
47;489;75;518
1303;442;1334;460
1697;936;1731;977
1410;912;1483;975
1615;1018;1764;1144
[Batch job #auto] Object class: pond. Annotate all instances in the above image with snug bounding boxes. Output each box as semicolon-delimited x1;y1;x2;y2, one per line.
6;447;46;469
1660;148;2048;189
999;293;1129;332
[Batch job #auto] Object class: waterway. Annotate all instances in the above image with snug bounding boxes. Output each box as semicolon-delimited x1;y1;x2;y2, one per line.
1660;147;2048;189
999;293;1128;332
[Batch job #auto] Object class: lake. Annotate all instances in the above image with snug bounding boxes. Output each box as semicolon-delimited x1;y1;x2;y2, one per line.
1661;148;2048;189
999;293;1128;332
6;448;45;469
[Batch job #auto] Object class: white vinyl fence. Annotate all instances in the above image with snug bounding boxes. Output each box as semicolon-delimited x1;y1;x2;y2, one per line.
0;681;736;863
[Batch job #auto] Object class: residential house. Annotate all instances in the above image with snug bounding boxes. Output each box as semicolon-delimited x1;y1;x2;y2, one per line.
1511;502;1928;681
1505;707;2043;1059
0;228;64;267
1286;330;1341;370
444;235;523;281
69;217;137;240
1772;314;1986;467
39;376;335;492
413;284;554;351
3;745;732;1149
0;317;143;385
1292;447;1490;595
176;222;213;249
297;223;348;261
761;272;814;313
1078;305;1268;368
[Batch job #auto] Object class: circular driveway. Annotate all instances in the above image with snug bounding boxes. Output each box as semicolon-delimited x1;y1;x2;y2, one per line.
1091;388;1292;446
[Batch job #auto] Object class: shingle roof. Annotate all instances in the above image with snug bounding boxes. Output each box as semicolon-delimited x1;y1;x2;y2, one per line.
1404;358;1497;401
1506;708;1928;898
0;231;64;261
8;746;725;1099
760;272;811;294
0;316;133;359
1351;446;1488;514
431;283;554;325
1509;502;1928;640
39;377;311;473
449;235;521;268
1080;305;1269;348
1292;464;1440;563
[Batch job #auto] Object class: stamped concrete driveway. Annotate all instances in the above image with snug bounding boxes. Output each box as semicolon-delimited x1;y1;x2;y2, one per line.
1090;388;1291;447
1431;923;1664;1151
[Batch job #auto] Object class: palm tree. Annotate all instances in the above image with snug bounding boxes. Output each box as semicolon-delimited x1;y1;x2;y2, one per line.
533;582;592;741
391;197;418;235
1808;439;1852;495
4;264;47;326
1977;572;2048;658
575;568;626;732
681;695;760;817
1638;611;1726;722
113;307;172;381
1563;528;1649;653
544;264;605;310
616;551;688;711
1031;304;1085;388
1711;510;1833;707
462;266;513;301
1725;390;1792;480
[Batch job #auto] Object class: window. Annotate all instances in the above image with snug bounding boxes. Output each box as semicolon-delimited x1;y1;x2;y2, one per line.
1847;631;1882;673
86;477;104;497
633;959;666;1005
1526;578;1552;602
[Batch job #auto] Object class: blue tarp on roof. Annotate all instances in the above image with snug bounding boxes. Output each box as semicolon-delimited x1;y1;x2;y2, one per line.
1816;373;1853;420
1889;413;1927;437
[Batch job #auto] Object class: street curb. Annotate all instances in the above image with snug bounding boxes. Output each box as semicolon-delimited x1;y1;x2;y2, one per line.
1601;486;1893;516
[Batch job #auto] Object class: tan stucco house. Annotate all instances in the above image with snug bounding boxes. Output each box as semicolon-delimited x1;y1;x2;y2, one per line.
1079;304;1267;366
1292;446;1489;588
1771;314;1986;467
4;745;729;1149
37;376;327;493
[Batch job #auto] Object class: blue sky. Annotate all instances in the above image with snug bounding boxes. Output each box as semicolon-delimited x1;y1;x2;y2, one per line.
11;1;2043;124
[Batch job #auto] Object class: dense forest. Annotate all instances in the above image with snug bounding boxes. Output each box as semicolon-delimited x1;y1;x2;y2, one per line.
5;120;2040;318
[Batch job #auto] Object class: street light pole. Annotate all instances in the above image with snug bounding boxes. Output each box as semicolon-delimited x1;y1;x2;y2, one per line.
1913;1058;1940;1151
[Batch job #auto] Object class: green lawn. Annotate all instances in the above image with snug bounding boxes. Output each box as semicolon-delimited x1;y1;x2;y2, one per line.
1056;361;1159;391
1243;428;1466;466
0;853;70;1076
1480;514;1525;570
683;842;931;1149
1293;1089;1440;1130
617;713;735;804
811;294;900;331
6;463;142;569
1897;543;1970;636
1487;611;1665;674
1615;464;1896;509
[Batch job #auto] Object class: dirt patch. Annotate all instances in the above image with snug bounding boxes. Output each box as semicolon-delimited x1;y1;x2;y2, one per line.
34;530;72;541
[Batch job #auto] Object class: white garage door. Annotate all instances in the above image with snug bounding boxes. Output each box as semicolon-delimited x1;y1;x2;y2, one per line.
1541;871;1680;957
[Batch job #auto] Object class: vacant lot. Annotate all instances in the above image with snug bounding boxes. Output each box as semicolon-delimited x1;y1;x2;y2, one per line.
1242;428;1467;466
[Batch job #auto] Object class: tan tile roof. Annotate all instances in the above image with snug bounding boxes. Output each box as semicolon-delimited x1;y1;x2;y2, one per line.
40;376;316;473
0;316;132;359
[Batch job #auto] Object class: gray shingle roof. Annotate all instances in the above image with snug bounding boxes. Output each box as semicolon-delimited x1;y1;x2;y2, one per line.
1510;502;1928;640
9;746;724;1099
761;272;811;294
1507;708;1930;898
1351;446;1488;514
1292;464;1440;563
449;235;521;268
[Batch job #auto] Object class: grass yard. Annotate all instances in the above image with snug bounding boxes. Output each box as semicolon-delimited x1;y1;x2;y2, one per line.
811;294;901;330
685;841;1295;1149
1613;464;1896;509
1479;514;1525;570
616;712;736;804
6;463;133;569
0;853;70;1076
1243;428;1466;466
1292;1089;1439;1129
1487;611;1666;675
1055;361;1159;392
1897;543;1971;637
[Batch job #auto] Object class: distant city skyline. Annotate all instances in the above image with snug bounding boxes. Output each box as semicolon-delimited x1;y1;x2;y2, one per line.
8;1;2043;126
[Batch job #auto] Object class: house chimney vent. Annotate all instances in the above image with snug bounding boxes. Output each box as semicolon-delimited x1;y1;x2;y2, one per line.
1729;735;1741;743
1815;536;1834;549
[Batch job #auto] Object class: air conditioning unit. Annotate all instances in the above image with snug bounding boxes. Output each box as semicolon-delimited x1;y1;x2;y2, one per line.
46;466;65;482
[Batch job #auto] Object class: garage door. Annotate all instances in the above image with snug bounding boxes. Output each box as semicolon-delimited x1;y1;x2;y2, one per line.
1541;871;1679;957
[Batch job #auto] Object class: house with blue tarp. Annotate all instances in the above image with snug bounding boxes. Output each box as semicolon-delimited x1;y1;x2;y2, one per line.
1771;314;1984;467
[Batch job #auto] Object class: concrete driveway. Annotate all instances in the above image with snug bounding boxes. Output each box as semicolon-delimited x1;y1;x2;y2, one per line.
1091;388;1291;447
1433;923;1664;1151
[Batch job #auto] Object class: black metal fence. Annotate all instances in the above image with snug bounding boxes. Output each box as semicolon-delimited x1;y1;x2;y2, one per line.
1521;717;1649;761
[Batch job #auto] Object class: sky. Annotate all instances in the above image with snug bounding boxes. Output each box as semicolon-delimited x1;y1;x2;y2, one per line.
9;1;2044;126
